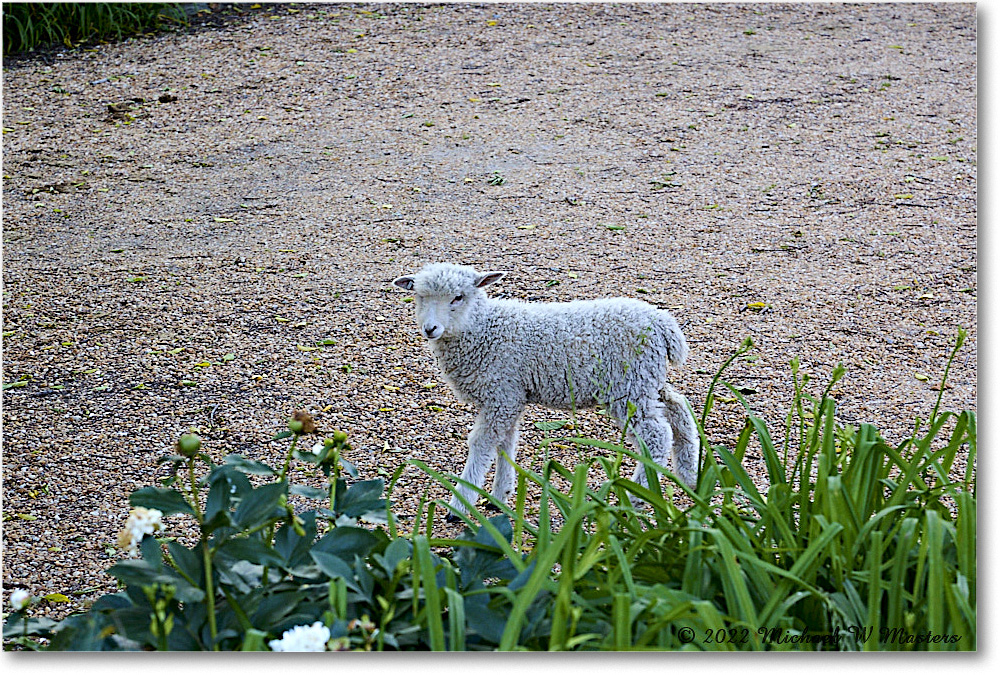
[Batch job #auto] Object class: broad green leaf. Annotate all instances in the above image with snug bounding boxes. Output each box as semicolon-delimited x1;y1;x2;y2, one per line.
232;481;287;530
129;487;195;516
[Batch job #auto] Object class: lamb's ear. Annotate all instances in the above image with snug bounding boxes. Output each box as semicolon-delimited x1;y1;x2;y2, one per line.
474;271;506;288
393;275;415;291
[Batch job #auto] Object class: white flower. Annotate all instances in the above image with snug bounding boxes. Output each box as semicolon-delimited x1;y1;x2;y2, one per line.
117;507;165;557
10;589;31;611
268;621;331;652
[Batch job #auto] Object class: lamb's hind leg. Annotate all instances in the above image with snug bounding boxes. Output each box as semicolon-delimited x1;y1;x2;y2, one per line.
612;398;674;504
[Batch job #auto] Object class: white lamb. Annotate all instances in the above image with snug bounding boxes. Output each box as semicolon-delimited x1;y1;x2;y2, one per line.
393;262;698;518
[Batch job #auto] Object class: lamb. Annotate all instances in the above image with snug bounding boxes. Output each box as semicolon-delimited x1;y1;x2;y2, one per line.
393;262;699;518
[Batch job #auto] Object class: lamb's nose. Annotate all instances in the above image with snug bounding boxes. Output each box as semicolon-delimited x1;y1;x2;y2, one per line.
423;324;441;339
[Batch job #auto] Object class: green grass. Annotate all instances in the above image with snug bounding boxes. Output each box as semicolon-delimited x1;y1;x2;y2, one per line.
413;331;975;650
3;3;186;55
4;333;975;651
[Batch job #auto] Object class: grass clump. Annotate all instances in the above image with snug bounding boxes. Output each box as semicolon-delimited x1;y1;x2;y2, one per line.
3;3;186;55
3;333;975;651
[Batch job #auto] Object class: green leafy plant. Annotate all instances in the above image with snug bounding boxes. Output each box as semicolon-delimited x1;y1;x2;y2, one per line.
3;333;975;650
3;3;187;55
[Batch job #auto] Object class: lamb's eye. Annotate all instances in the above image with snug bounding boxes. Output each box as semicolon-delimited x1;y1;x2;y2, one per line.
451;294;464;305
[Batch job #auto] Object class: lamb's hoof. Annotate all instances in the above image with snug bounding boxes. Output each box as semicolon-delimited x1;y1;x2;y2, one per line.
445;513;463;524
483;502;502;514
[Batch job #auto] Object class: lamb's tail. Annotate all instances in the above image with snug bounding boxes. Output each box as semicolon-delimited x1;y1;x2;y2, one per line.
661;312;689;367
660;383;699;488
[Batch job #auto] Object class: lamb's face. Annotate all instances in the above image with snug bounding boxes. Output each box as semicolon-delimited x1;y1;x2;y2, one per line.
393;264;506;341
411;287;476;340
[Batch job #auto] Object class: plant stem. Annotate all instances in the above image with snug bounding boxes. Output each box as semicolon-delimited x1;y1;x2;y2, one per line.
268;433;301;550
278;434;299;482
187;456;203;521
701;336;753;428
929;328;967;427
202;540;219;650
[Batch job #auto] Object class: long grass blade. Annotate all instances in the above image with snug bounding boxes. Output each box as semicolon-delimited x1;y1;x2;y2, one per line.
923;511;945;651
444;587;466;652
412;535;446;651
499;502;595;650
863;530;883;651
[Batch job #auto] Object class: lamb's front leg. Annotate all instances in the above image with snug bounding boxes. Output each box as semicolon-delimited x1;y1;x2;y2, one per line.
448;405;521;520
490;415;522;509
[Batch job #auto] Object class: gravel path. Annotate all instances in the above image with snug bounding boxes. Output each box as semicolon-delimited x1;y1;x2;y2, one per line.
2;2;976;620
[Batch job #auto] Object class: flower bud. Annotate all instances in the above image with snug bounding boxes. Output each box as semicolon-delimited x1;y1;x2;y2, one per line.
177;433;202;457
332;430;348;444
287;419;304;434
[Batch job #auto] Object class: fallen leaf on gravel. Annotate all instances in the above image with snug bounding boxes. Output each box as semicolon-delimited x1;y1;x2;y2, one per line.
43;593;71;603
914;373;930;381
297;345;319;351
28;181;87;194
213;217;236;223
